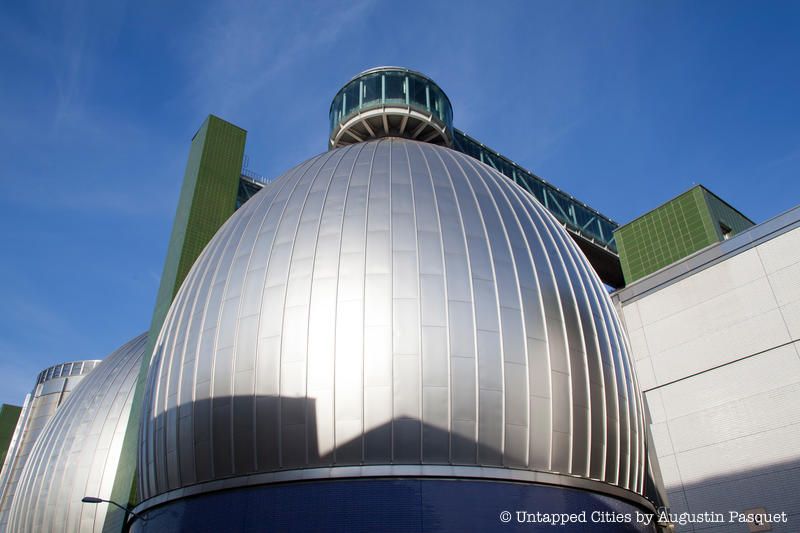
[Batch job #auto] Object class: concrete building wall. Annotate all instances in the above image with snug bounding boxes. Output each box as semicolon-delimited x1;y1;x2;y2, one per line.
613;207;800;532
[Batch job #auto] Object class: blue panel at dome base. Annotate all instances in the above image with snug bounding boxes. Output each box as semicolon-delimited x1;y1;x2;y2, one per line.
130;478;658;533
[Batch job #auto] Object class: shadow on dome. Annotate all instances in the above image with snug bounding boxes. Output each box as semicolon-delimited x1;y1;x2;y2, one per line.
134;395;658;533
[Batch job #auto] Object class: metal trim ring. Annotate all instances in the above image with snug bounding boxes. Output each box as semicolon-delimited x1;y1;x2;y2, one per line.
132;465;658;517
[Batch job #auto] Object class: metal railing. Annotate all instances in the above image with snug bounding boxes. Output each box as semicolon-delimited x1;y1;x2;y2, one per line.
453;129;618;253
241;168;273;185
238;135;618;255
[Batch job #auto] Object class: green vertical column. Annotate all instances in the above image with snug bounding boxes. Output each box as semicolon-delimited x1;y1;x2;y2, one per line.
104;115;246;532
0;404;22;473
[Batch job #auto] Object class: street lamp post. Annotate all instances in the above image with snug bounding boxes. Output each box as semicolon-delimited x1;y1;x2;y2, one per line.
81;496;146;531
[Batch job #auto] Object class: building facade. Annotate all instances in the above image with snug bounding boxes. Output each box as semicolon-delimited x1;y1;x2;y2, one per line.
12;66;774;532
613;205;800;532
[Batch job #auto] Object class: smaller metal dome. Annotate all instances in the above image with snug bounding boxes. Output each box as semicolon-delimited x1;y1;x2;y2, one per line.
7;333;147;533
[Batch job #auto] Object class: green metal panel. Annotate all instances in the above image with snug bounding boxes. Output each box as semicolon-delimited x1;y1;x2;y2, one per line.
0;404;22;475
614;185;751;284
702;188;755;240
105;115;246;532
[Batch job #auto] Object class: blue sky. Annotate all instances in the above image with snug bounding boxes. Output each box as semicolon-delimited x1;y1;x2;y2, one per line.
1;0;799;405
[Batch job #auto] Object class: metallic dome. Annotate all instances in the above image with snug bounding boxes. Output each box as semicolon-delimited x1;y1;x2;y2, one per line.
7;333;147;533
138;139;647;506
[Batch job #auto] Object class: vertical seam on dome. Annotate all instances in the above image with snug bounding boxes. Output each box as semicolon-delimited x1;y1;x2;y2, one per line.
560;228;618;484
178;201;244;486
160;241;203;490
457;153;529;467
413;142;453;463
238;158;316;472
85;335;147;526
246;156;320;472
232;152;323;472
213;191;275;477
606;298;646;493
535;212;621;485
388;138;395;462
169;208;232;488
313;141;365;465
460;154;536;469
475;164;552;472
400;140;424;462
428;145;480;464
440;148;508;465
524;190;630;486
514;183;595;479
179;153;320;485
179;192;256;484
199;188;262;481
491;168;568;474
217;172;292;476
359;141;378;464
99;337;148;523
272;148;344;468
601;286;641;491
557;230;612;483
600;289;634;489
517;195;580;476
577;241;634;489
151;280;184;490
524;184;602;480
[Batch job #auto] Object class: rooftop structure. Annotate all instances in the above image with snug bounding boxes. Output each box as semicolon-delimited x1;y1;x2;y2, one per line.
614;185;754;284
612;203;800;532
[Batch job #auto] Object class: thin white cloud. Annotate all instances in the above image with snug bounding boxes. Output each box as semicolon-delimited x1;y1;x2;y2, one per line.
176;0;375;118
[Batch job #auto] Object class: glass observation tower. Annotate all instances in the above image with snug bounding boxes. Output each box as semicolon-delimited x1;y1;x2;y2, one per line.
241;66;624;287
329;67;454;149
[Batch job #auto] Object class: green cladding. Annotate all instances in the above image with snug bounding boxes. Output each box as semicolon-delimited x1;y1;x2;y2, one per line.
0;404;22;474
104;116;246;532
154;115;247;324
615;185;754;284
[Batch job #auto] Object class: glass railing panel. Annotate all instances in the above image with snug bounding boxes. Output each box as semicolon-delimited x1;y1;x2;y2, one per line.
342;82;359;117
361;73;382;106
408;76;428;113
383;71;406;104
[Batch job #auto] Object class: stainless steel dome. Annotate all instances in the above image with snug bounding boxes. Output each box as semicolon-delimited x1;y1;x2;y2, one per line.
138;138;647;506
7;333;147;533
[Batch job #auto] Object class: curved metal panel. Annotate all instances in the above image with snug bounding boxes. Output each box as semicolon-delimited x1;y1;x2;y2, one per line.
138;139;647;502
0;360;101;530
7;333;147;533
